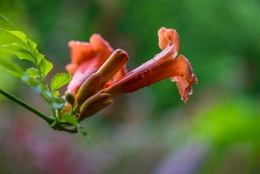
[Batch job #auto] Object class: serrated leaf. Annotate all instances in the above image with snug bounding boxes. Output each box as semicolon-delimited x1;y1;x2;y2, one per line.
22;75;43;87
2;43;36;64
1;29;43;65
52;91;60;97
39;58;53;78
34;53;44;65
27;39;43;65
0;29;27;43
27;39;37;49
61;114;78;126
50;73;72;91
0;58;24;78
25;68;40;79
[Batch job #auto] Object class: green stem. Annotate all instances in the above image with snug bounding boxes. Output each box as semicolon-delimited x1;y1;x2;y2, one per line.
0;88;54;125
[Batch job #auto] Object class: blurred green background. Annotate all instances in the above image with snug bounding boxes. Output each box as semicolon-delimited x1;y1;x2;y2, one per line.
1;0;260;173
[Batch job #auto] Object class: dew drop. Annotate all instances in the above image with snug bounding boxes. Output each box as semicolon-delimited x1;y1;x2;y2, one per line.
147;68;153;74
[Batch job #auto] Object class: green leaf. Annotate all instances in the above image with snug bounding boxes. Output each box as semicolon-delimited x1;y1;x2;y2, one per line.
0;29;27;44
35;53;44;65
0;58;24;78
0;29;43;65
1;43;36;64
27;39;44;65
39;58;53;78
26;39;37;49
22;75;43;87
61;114;78;126
25;68;40;79
50;73;72;91
52;91;60;97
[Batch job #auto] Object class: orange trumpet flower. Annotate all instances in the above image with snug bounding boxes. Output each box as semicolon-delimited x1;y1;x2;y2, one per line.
104;27;197;103
63;27;197;120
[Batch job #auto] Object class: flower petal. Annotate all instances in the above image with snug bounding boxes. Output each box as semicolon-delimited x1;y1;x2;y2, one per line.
169;54;198;85
171;76;192;103
158;27;180;58
66;34;115;93
68;41;95;64
90;34;114;59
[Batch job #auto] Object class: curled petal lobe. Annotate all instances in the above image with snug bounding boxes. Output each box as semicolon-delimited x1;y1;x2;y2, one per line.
171;76;192;103
174;55;198;85
68;41;95;64
158;27;180;58
90;34;114;59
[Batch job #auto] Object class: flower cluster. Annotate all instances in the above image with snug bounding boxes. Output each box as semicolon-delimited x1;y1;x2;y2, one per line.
62;27;198;121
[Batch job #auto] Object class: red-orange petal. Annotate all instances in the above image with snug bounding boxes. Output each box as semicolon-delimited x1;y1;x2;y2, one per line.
66;61;101;94
158;27;180;57
68;41;95;64
171;76;192;103
66;34;115;94
90;34;114;59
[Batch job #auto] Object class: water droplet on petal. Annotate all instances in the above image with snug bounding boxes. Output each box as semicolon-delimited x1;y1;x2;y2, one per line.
148;68;153;74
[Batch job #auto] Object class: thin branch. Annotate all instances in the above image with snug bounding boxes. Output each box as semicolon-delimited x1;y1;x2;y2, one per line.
0;88;54;124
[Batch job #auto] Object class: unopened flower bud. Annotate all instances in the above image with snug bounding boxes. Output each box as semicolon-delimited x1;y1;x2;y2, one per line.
76;72;101;107
79;93;112;121
97;49;128;85
65;92;75;106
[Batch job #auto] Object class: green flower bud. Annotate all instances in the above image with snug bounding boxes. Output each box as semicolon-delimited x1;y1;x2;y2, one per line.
65;92;75;106
79;93;112;121
76;72;101;107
